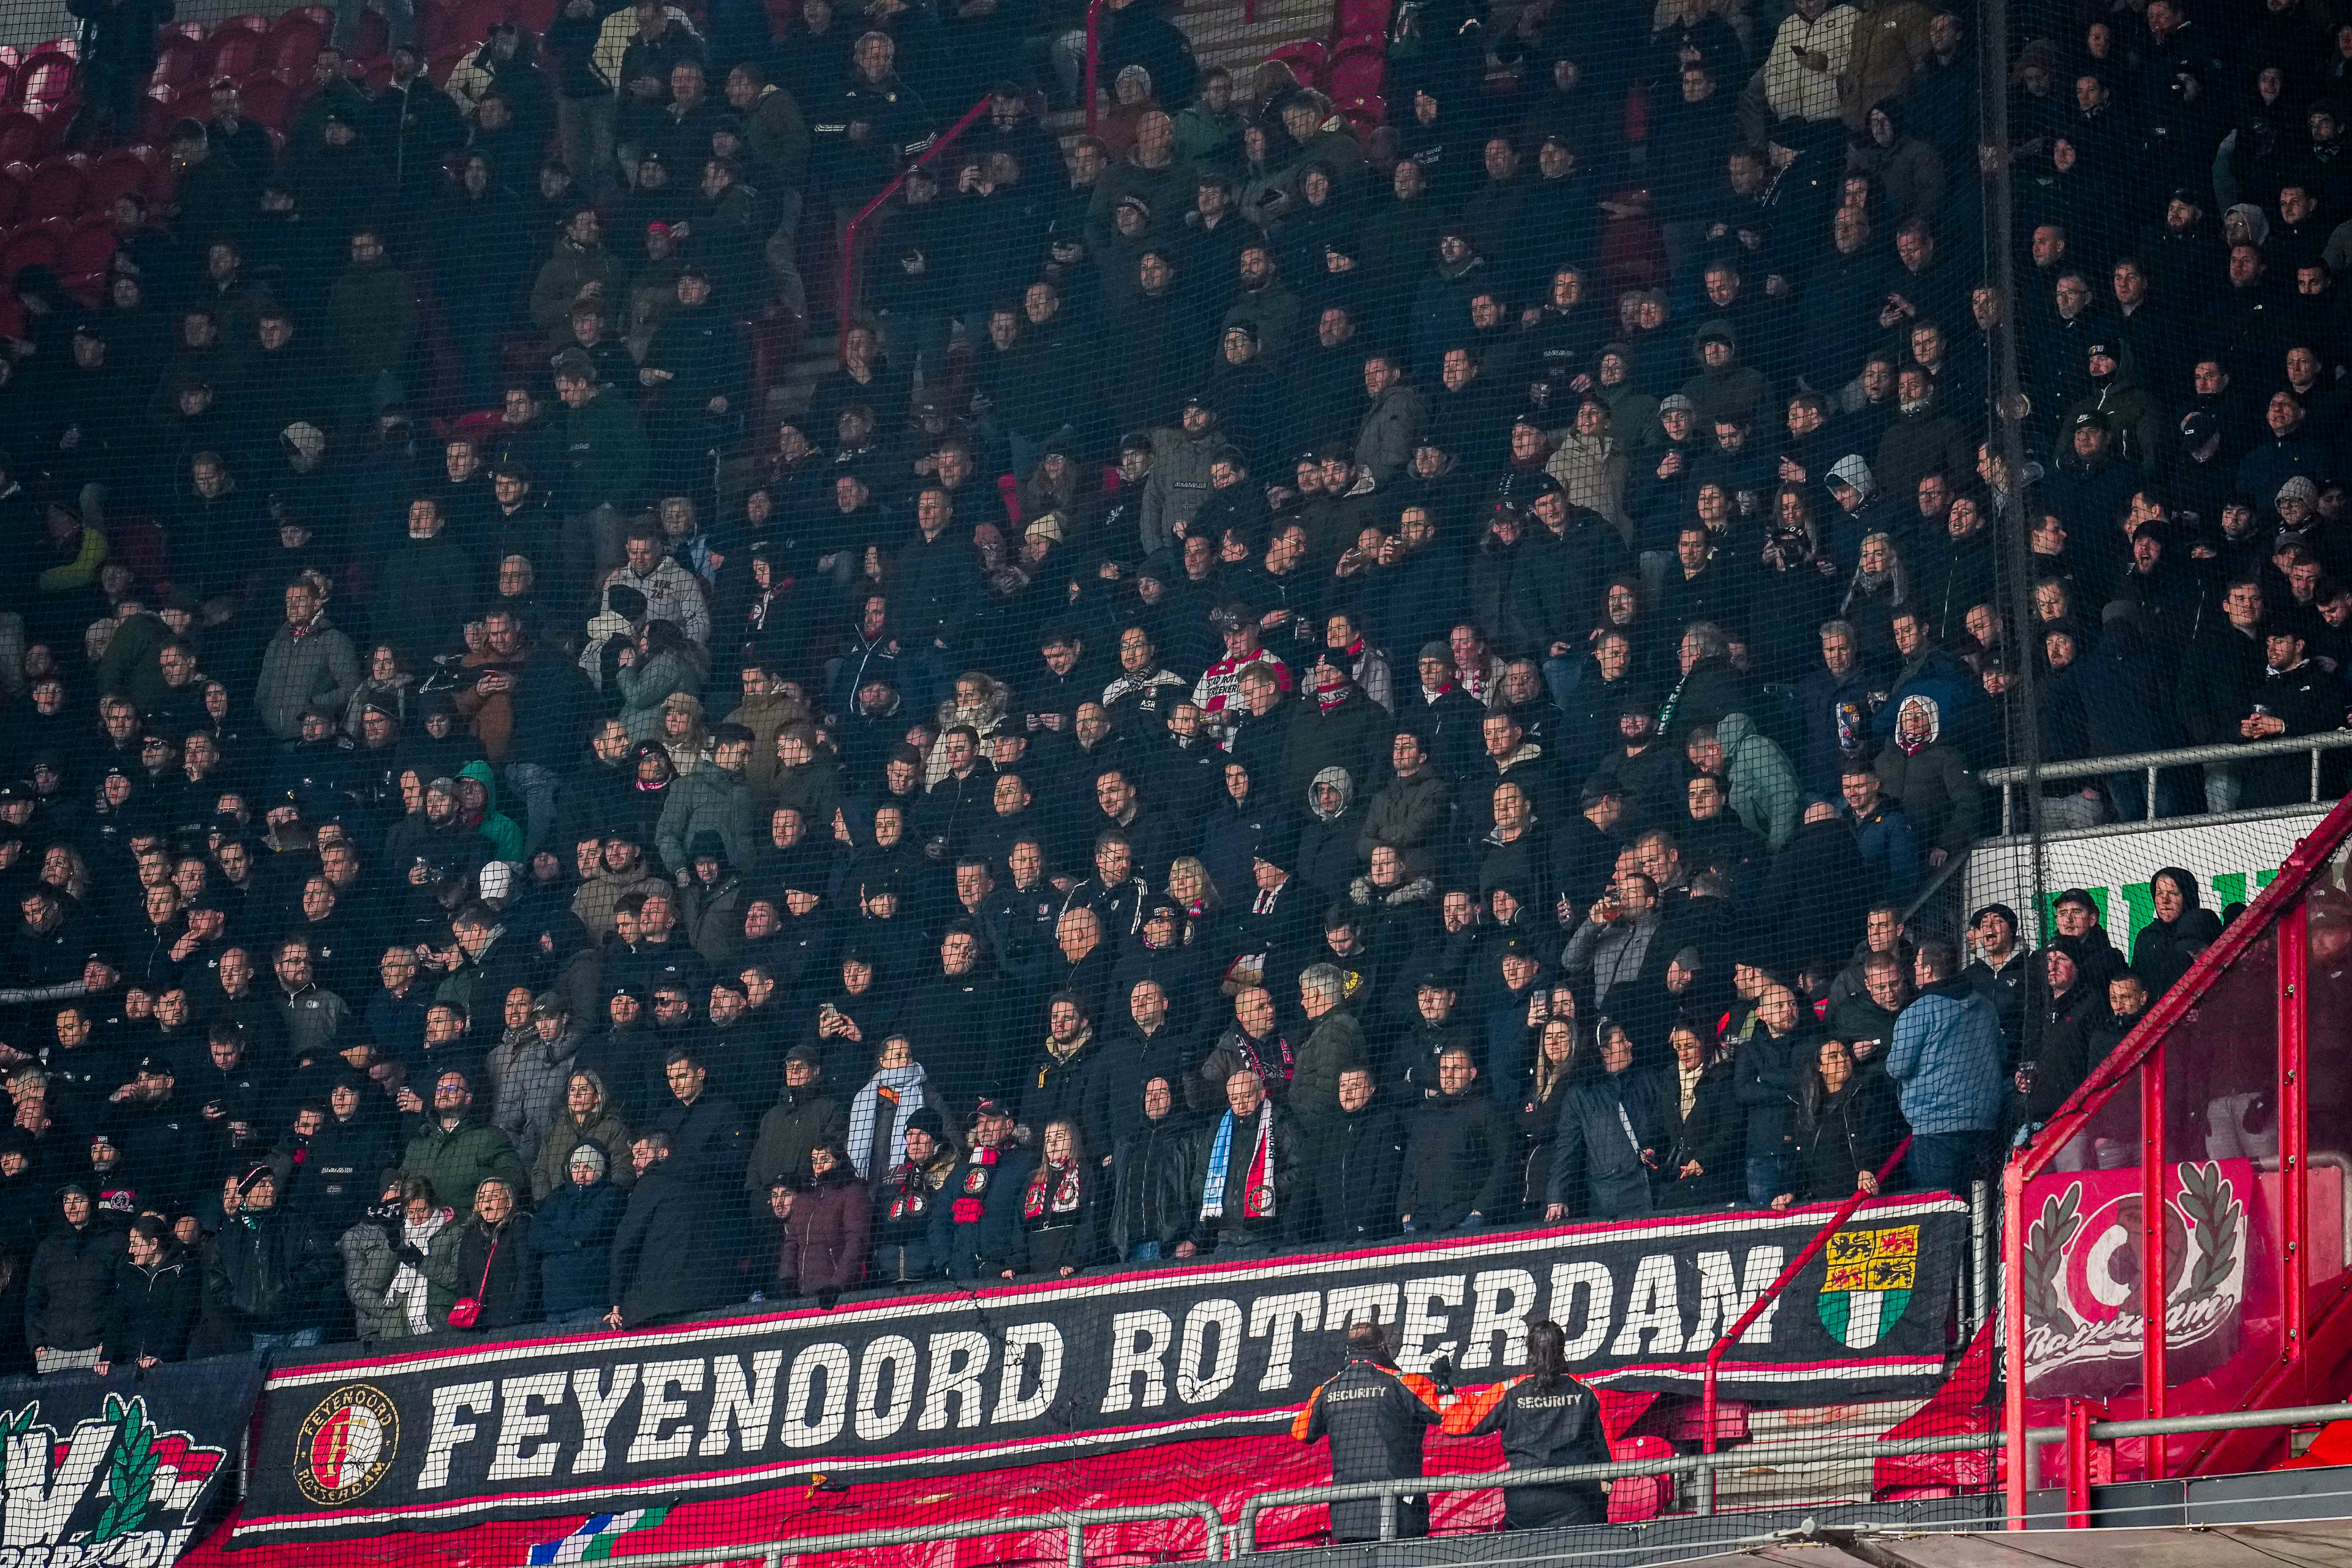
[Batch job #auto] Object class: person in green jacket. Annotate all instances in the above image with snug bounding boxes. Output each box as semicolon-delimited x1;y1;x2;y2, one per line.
655;723;760;874
399;1070;528;1221
458;760;525;863
326;225;417;398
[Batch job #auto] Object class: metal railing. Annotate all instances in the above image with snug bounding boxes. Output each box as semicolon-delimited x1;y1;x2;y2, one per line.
592;1502;1226;1568
1700;1138;1913;1458
835;93;993;325
1231;1400;2352;1551
1980;731;2352;834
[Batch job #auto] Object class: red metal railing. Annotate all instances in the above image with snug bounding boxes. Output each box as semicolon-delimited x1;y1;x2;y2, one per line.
1700;1137;1915;1454
1084;0;1107;133
836;93;993;327
2001;793;2352;1528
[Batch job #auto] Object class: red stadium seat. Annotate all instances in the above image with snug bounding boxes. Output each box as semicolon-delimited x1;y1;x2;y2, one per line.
238;73;295;129
83;145;153;208
164;20;205;42
0;112;51;164
200;23;266;81
0;166;23;228
1332;0;1391;40
515;0;560;31
417;0;461;53
0;221;62;282
15;51;79;118
151;33;202;89
21;156;86;220
1264;40;1327;92
290;6;336;28
349;7;390;61
361;56;397;91
139;84;178;144
264;13;327;83
29;37;79;59
457;0;513;45
59;209;116;276
106;516;169;591
446;407;505;444
1327;40;1384;102
1605;1436;1676;1522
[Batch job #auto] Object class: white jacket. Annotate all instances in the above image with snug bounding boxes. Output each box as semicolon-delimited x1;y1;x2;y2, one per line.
1762;4;1858;123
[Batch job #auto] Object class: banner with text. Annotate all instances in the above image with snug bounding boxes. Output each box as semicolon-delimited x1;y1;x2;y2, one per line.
232;1198;1966;1544
0;1357;260;1568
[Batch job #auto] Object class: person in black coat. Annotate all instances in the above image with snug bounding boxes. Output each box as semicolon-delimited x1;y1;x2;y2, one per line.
201;1164;336;1349
97;1216;198;1370
1109;1076;1196;1262
1310;1065;1407;1245
1732;984;1814;1207
930;1098;1035;1280
1400;1046;1514;1232
1295;1316;1446;1542
1545;1020;1666;1220
25;1182;122;1370
1002;1117;1103;1278
1656;1017;1741;1208
443;1177;535;1330
534;1141;626;1322
1441;1318;1612;1529
2131;867;2223;999
1779;1038;1905;1207
605;1130;726;1328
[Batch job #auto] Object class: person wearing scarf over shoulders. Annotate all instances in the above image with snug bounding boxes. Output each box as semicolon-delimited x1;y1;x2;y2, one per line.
1004;1116;1101;1278
934;1098;1034;1283
1177;1067;1303;1257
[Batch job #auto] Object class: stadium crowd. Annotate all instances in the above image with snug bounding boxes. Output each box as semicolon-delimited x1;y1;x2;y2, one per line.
0;0;2332;1363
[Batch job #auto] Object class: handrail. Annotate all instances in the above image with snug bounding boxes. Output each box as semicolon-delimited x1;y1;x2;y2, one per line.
1083;0;1108;133
1702;1137;1913;1458
1980;730;2352;832
1234;1399;2352;1551
580;1503;1224;1568
835;92;993;328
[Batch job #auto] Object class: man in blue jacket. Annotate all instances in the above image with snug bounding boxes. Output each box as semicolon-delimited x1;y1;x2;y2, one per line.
1887;940;2005;1194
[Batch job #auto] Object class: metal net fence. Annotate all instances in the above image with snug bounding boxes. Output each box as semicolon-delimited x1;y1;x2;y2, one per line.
0;0;2336;1556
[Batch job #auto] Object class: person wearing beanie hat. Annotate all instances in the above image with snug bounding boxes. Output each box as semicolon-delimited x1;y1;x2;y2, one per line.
871;1098;957;1284
202;1158;339;1351
748;1039;846;1196
532;1139;627;1323
26;1180;118;1372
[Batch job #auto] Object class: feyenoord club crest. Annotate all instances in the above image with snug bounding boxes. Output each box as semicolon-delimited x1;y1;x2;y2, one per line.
1818;1223;1919;1349
293;1385;401;1506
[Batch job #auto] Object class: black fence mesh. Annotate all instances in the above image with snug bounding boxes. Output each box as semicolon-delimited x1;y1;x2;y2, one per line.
0;0;2340;1555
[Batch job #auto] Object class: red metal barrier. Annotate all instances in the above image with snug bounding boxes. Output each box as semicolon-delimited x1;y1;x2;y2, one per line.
2001;793;2352;1529
836;93;992;328
1700;1136;1914;1455
1084;0;1106;133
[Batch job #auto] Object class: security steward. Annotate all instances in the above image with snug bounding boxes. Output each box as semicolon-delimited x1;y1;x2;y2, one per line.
1292;1317;1446;1540
1439;1319;1612;1528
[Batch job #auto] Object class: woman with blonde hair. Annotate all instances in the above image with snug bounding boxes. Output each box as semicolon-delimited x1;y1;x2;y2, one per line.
657;692;712;776
929;672;1011;786
1165;857;1221;947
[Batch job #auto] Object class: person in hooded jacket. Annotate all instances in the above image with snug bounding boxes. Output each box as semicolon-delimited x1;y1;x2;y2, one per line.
533;1141;625;1321
25;1181;121;1371
2133;867;2225;998
97;1214;198;1370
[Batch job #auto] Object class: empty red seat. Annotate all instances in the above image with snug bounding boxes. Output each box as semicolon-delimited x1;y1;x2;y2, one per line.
59;209;116;274
29;37;78;60
1327;41;1384;101
514;0;560;31
416;0;461;53
349;7;390;61
200;24;265;80
264;13;326;82
1335;91;1384;130
0;111;50;164
15;51;79;118
0;222;62;282
361;56;397;91
83;145;154;207
163;20;205;42
238;74;294;129
106;517;169;591
21;156;85;219
1264;40;1327;92
151;34;202;89
1332;0;1391;39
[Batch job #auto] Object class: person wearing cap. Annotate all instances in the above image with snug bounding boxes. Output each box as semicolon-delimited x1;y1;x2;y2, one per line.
1961;902;2037;1055
25;1178;127;1374
748;1043;846;1199
200;1163;338;1352
2242;610;2348;805
932;1096;1033;1281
